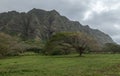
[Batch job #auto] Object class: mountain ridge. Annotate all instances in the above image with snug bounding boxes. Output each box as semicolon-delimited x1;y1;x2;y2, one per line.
0;8;114;45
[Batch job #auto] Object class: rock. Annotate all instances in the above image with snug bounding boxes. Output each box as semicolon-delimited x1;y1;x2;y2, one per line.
0;8;114;45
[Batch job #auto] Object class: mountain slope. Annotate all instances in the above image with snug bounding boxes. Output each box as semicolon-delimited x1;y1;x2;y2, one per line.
0;8;114;45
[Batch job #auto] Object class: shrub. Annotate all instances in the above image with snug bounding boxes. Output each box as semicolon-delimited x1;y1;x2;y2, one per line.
26;47;42;53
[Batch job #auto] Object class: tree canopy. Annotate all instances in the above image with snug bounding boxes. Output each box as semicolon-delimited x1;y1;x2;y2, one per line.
0;32;26;57
43;32;99;56
103;43;120;53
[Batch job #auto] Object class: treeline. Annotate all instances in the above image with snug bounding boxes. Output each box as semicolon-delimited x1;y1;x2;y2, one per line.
103;43;120;53
0;32;42;58
0;32;120;58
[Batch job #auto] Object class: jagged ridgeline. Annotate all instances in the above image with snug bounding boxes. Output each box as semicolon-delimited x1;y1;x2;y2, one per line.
0;8;114;45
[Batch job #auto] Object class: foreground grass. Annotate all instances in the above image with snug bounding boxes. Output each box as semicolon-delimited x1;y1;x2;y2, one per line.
0;54;120;76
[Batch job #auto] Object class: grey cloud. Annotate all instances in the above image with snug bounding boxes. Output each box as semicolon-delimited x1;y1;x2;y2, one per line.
0;0;120;43
0;0;90;20
81;7;120;43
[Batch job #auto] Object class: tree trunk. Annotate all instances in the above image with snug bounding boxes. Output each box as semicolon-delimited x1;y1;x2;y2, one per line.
79;50;83;56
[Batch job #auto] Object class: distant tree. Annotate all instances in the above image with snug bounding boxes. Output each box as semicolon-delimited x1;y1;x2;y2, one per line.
66;32;98;56
43;32;99;56
0;32;26;57
43;32;73;55
0;33;14;56
24;39;43;53
103;43;120;53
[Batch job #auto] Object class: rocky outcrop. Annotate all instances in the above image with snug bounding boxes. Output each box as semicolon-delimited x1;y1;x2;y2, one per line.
0;8;114;45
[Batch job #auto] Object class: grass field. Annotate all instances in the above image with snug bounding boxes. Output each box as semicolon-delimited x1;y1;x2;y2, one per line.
0;54;120;76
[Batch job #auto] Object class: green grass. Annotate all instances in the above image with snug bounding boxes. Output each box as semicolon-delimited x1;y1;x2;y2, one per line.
0;54;120;76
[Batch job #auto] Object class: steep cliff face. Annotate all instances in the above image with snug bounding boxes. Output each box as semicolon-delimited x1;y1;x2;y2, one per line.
0;8;114;45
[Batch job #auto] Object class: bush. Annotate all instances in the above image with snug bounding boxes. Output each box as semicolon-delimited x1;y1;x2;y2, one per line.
24;39;44;53
26;47;42;53
43;41;72;55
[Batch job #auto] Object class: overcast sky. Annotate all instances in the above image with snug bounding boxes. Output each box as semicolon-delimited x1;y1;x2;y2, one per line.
0;0;120;43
